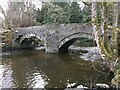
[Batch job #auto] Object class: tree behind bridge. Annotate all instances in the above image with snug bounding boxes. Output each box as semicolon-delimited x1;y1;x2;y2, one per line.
6;0;36;28
36;2;91;24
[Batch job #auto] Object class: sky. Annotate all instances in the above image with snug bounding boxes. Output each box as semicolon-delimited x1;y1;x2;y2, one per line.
0;0;8;18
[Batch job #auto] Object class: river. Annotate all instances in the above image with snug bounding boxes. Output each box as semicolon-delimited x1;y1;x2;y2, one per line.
1;48;112;88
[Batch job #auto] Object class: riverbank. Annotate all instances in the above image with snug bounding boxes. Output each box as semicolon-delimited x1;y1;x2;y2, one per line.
68;45;102;61
2;46;35;52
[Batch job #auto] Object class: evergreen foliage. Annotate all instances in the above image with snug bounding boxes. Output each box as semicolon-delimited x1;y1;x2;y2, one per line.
36;2;91;24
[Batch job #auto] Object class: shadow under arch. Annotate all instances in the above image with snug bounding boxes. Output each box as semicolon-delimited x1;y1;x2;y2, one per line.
58;32;94;53
15;33;42;48
59;38;78;53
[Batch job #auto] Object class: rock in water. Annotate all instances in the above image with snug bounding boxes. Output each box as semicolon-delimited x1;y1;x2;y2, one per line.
95;83;109;88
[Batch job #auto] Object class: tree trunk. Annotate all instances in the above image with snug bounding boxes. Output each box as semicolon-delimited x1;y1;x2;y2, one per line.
91;2;112;61
91;2;119;72
118;2;120;55
112;2;119;56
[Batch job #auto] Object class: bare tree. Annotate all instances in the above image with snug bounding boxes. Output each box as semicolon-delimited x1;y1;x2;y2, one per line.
6;0;36;28
0;4;11;29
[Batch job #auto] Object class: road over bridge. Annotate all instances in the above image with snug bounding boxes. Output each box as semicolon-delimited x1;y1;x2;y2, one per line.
14;23;94;53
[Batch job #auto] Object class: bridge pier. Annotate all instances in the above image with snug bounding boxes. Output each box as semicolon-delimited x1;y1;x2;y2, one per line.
45;30;59;53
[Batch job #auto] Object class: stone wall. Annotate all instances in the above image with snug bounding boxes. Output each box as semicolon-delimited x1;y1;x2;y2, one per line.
14;23;93;53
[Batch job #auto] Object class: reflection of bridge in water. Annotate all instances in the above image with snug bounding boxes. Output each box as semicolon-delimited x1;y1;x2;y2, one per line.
14;23;94;53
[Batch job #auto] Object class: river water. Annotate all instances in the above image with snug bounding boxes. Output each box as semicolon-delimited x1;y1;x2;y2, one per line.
1;48;111;88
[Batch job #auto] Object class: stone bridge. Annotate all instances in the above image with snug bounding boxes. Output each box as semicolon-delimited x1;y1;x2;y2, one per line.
14;23;94;53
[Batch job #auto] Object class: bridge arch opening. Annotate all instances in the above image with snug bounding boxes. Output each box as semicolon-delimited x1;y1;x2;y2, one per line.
20;37;41;48
58;33;95;53
59;38;78;53
15;34;43;48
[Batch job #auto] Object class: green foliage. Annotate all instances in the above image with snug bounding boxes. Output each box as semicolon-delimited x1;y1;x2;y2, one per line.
36;9;44;24
96;2;115;25
69;2;82;23
81;5;91;23
73;38;96;47
36;2;91;24
37;3;69;24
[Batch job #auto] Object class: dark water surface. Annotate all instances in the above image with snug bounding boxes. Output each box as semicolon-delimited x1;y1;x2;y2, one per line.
1;49;111;88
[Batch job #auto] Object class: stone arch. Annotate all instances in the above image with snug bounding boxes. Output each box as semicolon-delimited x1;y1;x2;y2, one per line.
16;33;43;48
59;33;93;53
